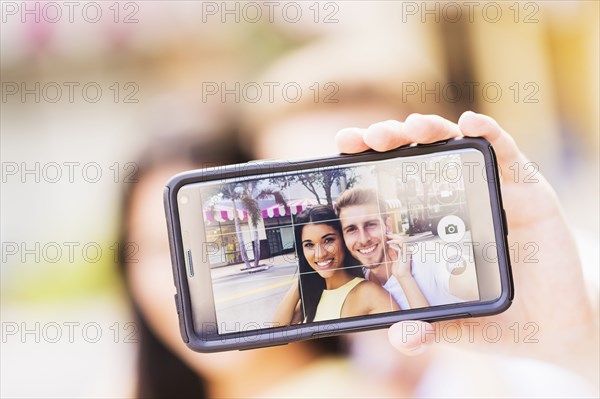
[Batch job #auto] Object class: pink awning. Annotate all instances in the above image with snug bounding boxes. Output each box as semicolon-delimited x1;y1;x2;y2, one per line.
204;205;248;223
282;199;321;217
204;199;320;223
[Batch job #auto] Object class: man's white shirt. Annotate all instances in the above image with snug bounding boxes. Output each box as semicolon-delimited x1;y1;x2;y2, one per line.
365;252;466;309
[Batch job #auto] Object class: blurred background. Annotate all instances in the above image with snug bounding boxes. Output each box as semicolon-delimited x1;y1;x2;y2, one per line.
1;1;598;397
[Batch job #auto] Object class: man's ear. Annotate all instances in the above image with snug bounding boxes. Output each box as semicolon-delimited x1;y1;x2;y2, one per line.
384;215;393;234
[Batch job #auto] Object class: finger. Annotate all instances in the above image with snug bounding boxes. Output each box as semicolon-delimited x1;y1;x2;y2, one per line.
386;240;406;252
363;120;410;152
386;233;408;242
388;320;436;355
335;127;370;154
387;242;413;257
403;113;463;144
386;244;399;261
386;234;409;247
458;111;526;166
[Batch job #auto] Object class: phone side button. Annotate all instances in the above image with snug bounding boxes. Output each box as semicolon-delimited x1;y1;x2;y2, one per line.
417;140;448;147
174;293;180;314
502;209;509;236
174;293;190;343
311;326;372;338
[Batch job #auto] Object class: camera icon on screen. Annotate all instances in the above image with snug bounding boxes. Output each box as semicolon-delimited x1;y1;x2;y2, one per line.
445;224;458;235
437;215;466;242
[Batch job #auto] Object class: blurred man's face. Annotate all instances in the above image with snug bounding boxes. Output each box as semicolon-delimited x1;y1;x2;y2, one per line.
339;203;388;268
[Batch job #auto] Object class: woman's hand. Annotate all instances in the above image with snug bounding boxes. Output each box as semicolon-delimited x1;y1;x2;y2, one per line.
336;111;599;383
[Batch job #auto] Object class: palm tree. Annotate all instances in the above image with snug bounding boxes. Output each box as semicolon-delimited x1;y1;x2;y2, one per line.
241;187;287;268
215;184;251;269
209;181;286;269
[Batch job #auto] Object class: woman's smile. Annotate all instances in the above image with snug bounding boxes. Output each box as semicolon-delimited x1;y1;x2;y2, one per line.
315;258;335;269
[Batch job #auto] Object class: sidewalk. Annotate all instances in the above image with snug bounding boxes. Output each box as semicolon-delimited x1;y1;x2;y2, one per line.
408;232;435;241
210;254;298;280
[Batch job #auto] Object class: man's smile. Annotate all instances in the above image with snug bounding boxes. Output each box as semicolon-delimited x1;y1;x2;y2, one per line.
357;244;377;255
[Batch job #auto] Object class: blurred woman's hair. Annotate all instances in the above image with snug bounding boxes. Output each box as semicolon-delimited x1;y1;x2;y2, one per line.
294;205;363;323
117;135;242;398
117;135;348;398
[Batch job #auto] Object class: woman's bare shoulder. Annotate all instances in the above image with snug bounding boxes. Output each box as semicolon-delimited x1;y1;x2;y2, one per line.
343;279;389;316
352;279;388;298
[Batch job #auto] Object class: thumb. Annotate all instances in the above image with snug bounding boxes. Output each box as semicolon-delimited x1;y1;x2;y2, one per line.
388;320;436;355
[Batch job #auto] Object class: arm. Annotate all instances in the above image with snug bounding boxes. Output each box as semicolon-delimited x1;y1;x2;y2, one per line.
272;279;302;326
395;273;430;310
386;234;430;309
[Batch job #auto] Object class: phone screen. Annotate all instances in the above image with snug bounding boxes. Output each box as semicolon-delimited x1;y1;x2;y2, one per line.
176;148;501;336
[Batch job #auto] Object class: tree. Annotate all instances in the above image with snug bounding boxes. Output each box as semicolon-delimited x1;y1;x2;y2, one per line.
210;184;251;269
378;155;464;234
271;168;358;206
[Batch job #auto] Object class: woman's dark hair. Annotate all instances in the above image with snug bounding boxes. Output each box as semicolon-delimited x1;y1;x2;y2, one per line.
118;136;242;399
118;136;348;398
294;205;363;323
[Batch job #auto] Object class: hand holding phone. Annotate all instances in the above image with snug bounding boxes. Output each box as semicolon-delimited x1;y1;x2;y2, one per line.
338;112;598;387
164;128;513;352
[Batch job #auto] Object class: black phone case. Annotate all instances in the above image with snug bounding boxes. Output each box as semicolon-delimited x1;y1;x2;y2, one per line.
164;137;513;352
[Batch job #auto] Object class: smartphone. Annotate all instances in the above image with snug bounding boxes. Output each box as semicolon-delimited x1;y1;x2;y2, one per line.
164;137;513;352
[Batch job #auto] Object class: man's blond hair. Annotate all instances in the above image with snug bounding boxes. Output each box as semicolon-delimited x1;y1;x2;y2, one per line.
334;187;387;218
